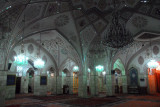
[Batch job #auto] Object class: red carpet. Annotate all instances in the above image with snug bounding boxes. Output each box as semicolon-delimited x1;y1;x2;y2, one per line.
58;97;121;106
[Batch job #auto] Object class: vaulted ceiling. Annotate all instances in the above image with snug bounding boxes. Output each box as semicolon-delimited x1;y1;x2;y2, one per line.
0;0;160;70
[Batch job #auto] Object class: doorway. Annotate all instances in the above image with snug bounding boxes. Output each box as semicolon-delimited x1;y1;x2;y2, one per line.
28;70;34;93
114;69;122;94
16;77;21;94
73;72;78;94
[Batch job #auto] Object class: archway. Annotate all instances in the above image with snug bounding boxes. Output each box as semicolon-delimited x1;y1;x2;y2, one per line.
59;58;79;95
46;67;55;95
128;67;139;94
62;68;69;94
27;68;34;93
129;67;138;87
113;59;127;94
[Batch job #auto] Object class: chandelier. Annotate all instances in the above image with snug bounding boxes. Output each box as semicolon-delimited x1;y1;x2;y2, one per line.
147;40;158;69
34;32;45;69
34;58;45;69
14;15;28;65
147;60;158;69
95;65;104;72
14;54;28;65
103;0;133;49
73;66;79;72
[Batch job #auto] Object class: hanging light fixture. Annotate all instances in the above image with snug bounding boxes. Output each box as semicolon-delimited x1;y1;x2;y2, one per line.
147;60;158;69
156;63;160;71
73;66;79;72
14;14;28;65
88;68;91;72
147;40;158;69
34;32;45;69
14;54;28;65
102;71;106;75
103;0;133;49
95;65;104;72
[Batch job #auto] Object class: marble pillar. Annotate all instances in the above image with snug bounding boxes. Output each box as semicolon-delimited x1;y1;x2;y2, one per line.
0;71;7;107
78;74;88;98
106;75;115;96
21;74;29;94
68;76;73;94
34;75;47;96
122;75;127;93
56;76;63;94
5;72;16;99
90;71;98;96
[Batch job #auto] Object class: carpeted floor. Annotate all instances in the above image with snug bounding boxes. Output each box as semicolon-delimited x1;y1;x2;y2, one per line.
57;97;122;106
5;93;160;107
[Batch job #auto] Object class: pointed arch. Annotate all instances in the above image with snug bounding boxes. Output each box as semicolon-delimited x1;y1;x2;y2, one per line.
113;59;125;75
59;57;77;72
128;67;139;86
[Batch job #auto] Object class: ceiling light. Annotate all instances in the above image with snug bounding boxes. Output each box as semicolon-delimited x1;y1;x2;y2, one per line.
147;60;158;69
95;65;104;72
102;71;106;75
34;58;45;69
73;66;79;72
103;0;133;49
88;68;91;72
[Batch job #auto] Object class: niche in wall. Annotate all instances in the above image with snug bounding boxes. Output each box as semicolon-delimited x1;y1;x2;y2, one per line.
6;75;16;86
40;76;47;85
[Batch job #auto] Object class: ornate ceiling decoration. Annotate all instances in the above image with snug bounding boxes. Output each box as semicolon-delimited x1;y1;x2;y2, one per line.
0;5;24;30
9;50;17;62
55;15;69;27
153;45;159;55
28;44;34;54
25;4;43;22
131;16;148;28
137;33;160;40
138;56;144;65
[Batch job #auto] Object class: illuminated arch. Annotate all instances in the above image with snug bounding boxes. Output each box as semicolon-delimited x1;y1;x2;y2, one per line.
113;59;125;75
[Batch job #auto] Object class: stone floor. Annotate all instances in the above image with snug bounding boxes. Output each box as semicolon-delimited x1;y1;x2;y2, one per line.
5;93;160;107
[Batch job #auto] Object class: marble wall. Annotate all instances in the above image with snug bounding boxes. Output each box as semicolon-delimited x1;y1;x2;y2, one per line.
0;71;7;107
34;75;47;96
5;72;16;99
21;74;29;94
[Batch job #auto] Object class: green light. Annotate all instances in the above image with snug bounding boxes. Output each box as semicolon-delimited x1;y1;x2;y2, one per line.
14;54;28;65
73;66;79;72
34;58;45;69
95;65;104;72
88;68;91;72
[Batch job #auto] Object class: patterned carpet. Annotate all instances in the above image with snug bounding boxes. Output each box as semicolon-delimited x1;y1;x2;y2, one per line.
5;94;160;107
57;97;122;106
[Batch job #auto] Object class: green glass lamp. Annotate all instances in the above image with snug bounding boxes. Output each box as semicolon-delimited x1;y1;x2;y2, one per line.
95;65;104;72
14;54;28;65
73;66;79;72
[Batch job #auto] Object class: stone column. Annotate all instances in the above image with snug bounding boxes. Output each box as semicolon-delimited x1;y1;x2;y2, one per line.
21;73;29;94
0;71;7;107
122;75;127;93
34;74;47;96
68;75;73;94
51;71;63;95
5;72;16;99
51;76;56;94
78;74;88;98
56;75;63;94
106;75;115;96
90;71;98;96
50;76;54;94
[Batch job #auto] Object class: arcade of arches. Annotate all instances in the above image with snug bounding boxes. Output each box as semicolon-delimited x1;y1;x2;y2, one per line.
0;0;160;106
